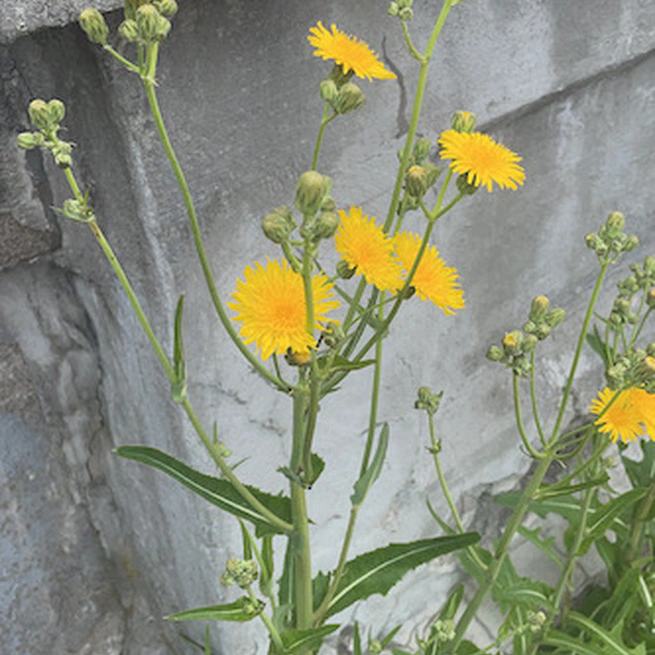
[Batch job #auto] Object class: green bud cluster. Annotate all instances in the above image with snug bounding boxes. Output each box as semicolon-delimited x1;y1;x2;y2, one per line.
488;296;564;376
402;138;441;199
605;348;655;392
630;256;655;289
116;2;173;43
321;322;345;349
585;211;639;262
320;79;366;115
60;198;96;223
220;558;259;589
388;0;414;21
414;386;443;416
368;639;383;655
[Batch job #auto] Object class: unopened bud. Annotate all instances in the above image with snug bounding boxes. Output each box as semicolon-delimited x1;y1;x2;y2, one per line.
645;256;655;276
322;322;344;348
456;174;478;196
486;345;503;362
337;259;356;279
124;0;150;20
641;356;655;380
545;307;566;328
320;79;338;104
137;4;169;41
585;232;600;250
333;82;366;114
388;2;400;17
415;386;443;416
423;162;441;188
320;196;336;212
624;234;639;252
119;19;140;41
28;99;50;131
295;171;329;216
398;7;414;20
314;211;339;239
647;288;655;309
535;324;551;341
397;0;413;7
405;165;429;197
47;99;65;124
154;0;178;18
502;331;523;356
16;132;44;150
285;349;311;367
529;295;550;322
523;334;539;351
79;8;109;44
262;212;291;244
605;211;625;236
413;137;431;163
451;111;477;133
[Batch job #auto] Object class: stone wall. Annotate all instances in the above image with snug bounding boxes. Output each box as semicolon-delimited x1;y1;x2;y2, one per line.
1;1;654;653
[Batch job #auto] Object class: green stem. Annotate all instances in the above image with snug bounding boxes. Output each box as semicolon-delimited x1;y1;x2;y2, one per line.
401;21;424;62
247;586;284;653
312;104;335;171
290;389;313;640
513;374;545;459
626;480;655;564
103;44;141;74
548;262;609;445
447;454;554;653
141;49;287;392
529;352;547;448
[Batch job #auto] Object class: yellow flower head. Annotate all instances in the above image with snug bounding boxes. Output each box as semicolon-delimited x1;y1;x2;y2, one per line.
589;387;655;443
228;259;339;361
393;231;465;315
335;207;403;291
438;129;525;192
308;22;396;81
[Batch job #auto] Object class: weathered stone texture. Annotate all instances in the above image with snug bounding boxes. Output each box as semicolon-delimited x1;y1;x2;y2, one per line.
1;1;655;653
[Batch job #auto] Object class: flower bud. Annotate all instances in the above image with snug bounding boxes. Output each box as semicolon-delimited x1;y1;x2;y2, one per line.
647;288;655;309
262;212;291;244
154;0;178;18
624;234;639;252
641;356;655;381
320;196;336;212
28;99;51;131
136;4;166;41
646;342;655;357
388;2;400;17
415;386;443;416
285;349;311;367
16;132;44;150
295;171;329;216
119;19;140;41
319;79;338;104
456;174;478;196
545;307;566;328
423;162;441;188
605;211;625;237
124;0;150;20
529;295;550;322
333;82;366;114
47;99;65;125
585;232;600;250
502;331;523;356
405;165;429;197
79;8;109;44
645;256;655;276
314;211;339;239
451;111;477;133
322;322;344;348
398;7;414;20
486;345;503;362
523;334;539;352
413;137;431;163
535;324;551;341
397;0;413;7
337;259;356;279
224;557;258;589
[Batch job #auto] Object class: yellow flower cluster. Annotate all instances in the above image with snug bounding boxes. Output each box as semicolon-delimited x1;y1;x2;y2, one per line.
335;207;465;316
590;387;655;443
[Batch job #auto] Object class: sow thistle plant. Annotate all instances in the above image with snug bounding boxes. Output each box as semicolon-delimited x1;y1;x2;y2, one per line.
17;1;655;654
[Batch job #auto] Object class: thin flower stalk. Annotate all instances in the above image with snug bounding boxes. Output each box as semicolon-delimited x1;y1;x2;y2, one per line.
513;373;546;460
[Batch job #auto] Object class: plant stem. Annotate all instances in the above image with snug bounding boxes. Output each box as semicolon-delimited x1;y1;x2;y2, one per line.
291;388;313;642
247;586;284;653
447;454;554;653
103;44;141;73
141;47;287;392
548;262;609;445
312;104;335;171
626;480;655;564
513;374;545;459
529;352;547;448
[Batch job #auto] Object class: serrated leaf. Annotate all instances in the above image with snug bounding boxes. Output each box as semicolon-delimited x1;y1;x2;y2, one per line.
587;326;609;367
324;533;479;618
307;453;325;488
280;625;339;654
166;597;262;622
543;629;605;655
518;525;563;568
115;446;291;536
568;613;647;655
351;424;389;506
330;355;377;373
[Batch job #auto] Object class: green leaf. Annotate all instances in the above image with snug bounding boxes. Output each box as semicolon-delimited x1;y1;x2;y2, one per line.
330;355;377;373
324;533;479;618
543;629;606;655
517;525;563;568
353;622;362;655
307;453;325;488
280;625;340;654
621;440;655;489
378;625;402;649
587;326;609;367
312;570;331;612
166;597;263;622
351;423;389;506
580;488;647;554
568;613;647;655
438;584;464;621
171;294;186;402
114;446;291;536
536;474;610;501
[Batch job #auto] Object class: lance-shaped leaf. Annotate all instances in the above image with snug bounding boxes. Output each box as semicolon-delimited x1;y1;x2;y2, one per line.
324;533;479;618
115;446;291;536
166;597;263;622
280;625;340;654
171;295;187;403
351;424;389;507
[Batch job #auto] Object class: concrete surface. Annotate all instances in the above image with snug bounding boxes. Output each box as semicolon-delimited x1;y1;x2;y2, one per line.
1;1;654;653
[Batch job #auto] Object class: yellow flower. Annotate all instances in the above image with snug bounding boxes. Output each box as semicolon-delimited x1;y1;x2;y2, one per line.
228;259;339;361
589;387;655;443
308;22;396;81
335;207;403;291
438;129;525;192
393;231;465;315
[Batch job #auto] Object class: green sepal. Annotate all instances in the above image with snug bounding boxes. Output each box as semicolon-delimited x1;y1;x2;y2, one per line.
166;597;264;622
114;446;291;536
351;423;389;507
323;533;479;619
280;625;340;654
